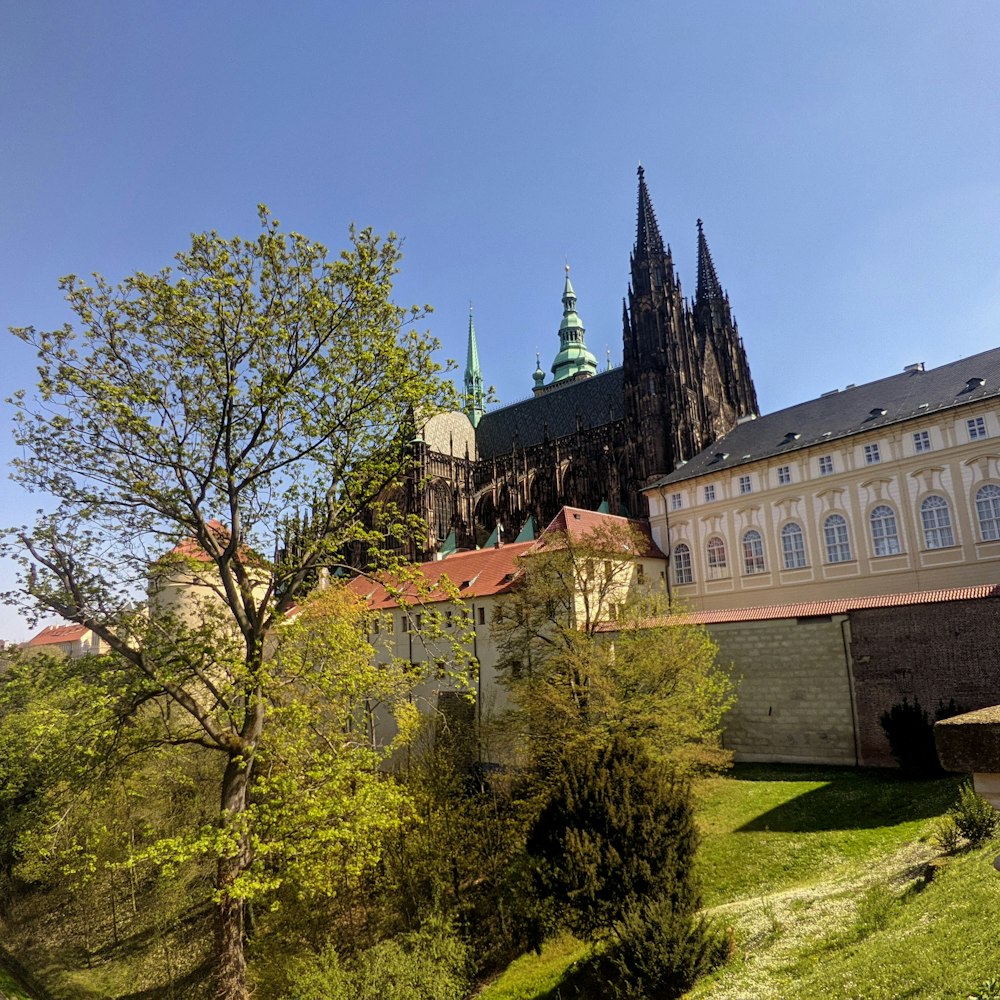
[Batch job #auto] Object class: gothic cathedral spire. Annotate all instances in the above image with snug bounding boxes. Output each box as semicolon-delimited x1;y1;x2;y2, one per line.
464;305;485;427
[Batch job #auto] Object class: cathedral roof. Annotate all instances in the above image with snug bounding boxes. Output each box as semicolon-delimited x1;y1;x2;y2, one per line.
651;346;1000;487
476;366;625;459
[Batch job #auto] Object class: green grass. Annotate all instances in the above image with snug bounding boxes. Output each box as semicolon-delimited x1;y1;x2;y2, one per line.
477;764;1000;1000
0;965;35;1000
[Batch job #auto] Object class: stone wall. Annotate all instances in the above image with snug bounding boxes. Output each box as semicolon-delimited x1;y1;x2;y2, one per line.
849;598;1000;767
709;616;858;766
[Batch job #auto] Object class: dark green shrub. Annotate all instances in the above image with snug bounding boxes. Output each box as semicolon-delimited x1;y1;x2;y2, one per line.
605;895;729;999
879;697;963;775
968;978;1000;1000
950;781;999;847
527;734;699;942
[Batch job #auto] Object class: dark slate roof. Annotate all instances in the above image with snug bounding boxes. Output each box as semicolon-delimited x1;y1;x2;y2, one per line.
476;367;625;459
652;346;1000;487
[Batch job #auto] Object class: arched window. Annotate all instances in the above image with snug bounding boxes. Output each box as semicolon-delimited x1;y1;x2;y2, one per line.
742;530;765;575
869;505;901;556
975;484;1000;541
706;536;727;578
432;484;453;540
673;543;693;585
920;495;954;549
780;522;807;569
823;513;852;563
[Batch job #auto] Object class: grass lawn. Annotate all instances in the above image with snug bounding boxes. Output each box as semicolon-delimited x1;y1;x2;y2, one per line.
476;764;1000;1000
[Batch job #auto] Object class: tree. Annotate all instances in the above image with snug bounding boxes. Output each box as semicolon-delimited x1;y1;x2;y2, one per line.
492;522;734;779
2;210;454;999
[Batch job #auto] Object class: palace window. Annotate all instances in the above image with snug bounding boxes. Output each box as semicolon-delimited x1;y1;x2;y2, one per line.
738;474;752;495
975;484;1000;541
777;465;791;485
869;505;901;556
671;492;682;511
673;543;693;585
704;484;716;502
818;455;834;476
968;416;988;441
913;430;931;453
707;536;727;573
864;443;881;465
920;495;955;548
742;530;766;575
823;514;852;563
780;522;807;569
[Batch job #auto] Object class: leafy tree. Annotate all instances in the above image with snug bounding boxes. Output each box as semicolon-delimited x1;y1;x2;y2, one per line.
492;522;734;779
2;210;454;999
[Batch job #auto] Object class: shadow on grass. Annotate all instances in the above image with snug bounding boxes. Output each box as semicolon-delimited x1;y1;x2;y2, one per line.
732;764;961;833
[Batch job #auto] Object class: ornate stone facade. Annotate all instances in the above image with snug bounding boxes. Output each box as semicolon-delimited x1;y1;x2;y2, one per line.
409;167;758;559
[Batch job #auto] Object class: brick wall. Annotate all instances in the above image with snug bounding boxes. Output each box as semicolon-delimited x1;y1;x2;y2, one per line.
709;616;858;765
848;598;1000;767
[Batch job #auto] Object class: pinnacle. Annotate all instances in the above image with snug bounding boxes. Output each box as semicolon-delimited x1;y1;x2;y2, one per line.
696;219;724;303
635;167;666;261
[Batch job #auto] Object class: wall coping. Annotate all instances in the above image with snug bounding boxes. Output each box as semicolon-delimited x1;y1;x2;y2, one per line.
934;705;1000;774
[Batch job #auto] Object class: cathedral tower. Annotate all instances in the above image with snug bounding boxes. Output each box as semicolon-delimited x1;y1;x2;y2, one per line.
622;166;758;514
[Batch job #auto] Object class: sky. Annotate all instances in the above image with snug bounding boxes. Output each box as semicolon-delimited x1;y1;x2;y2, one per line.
2;0;1000;638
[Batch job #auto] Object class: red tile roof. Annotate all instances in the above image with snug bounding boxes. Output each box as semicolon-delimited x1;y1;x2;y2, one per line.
25;623;90;646
347;541;536;609
597;584;1000;630
537;506;667;559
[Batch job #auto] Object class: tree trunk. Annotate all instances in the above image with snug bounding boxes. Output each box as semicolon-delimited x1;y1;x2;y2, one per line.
215;752;252;1000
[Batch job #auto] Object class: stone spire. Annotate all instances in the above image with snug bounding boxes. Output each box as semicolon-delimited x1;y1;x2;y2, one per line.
549;265;598;386
635;164;666;262
695;218;724;304
464;305;485;427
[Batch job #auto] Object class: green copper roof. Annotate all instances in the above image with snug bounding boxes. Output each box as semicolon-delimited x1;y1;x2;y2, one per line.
549;266;597;385
464;306;486;427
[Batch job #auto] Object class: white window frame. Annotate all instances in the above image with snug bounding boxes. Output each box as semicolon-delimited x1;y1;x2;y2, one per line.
777;465;791;485
819;455;834;476
823;513;852;563
864;443;881;465
742;530;766;575
673;543;693;585
704;484;716;502
920;495;955;549
707;536;727;574
975;484;1000;541
738;474;752;495
913;430;931;453
869;504;901;556
780;522;807;569
968;416;987;441
670;492;682;511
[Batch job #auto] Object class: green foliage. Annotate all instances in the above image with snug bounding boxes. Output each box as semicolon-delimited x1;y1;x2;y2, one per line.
969;979;1000;1000
879;696;963;776
281;916;471;1000
2;210;459;998
494;523;734;781
851;883;897;939
527;735;700;943
948;781;999;847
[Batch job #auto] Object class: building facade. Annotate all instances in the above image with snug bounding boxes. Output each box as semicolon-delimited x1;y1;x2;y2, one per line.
406;167;758;559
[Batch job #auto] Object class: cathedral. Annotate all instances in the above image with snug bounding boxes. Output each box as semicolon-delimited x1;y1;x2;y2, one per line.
409;167;759;558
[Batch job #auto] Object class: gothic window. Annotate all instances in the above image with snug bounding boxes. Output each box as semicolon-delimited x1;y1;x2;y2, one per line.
823;514;852;563
920;495;954;549
780;522;807;569
742;530;765;575
673;543;693;585
975;484;1000;541
869;505;901;556
707;536;727;575
432;483;453;540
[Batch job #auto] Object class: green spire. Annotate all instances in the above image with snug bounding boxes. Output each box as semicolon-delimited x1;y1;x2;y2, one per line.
549;265;598;386
464;305;485;427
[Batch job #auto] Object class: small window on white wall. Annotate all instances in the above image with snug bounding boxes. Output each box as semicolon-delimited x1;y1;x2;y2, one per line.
777;465;791;485
671;492;682;511
704;484;716;502
968;416;987;441
864;443;881;465
913;430;931;453
738;474;752;495
819;455;834;476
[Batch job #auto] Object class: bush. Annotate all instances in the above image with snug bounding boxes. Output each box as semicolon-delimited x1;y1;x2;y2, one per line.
605;895;729;1000
969;979;1000;1000
527;734;700;942
950;781;999;847
281;915;471;1000
932;813;963;853
879;697;963;776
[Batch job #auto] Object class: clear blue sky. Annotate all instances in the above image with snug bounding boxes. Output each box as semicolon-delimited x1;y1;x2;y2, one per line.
3;1;1000;638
